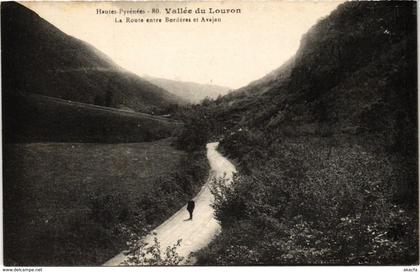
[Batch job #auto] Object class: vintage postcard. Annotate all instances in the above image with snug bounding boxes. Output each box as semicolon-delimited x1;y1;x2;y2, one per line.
1;0;418;269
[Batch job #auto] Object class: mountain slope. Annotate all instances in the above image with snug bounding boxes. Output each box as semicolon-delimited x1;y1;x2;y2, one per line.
214;1;416;150
144;75;231;104
1;2;184;114
197;1;418;265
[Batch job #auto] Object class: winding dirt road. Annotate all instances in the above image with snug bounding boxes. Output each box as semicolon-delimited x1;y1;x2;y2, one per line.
103;142;236;266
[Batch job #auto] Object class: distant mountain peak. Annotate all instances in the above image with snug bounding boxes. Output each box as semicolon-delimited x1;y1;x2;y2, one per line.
143;75;232;104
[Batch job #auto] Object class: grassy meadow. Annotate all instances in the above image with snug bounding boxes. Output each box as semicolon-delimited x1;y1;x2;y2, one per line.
3;138;209;265
3;93;182;143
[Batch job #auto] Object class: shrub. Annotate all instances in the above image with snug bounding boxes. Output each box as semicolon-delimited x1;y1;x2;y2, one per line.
121;227;185;266
197;140;418;265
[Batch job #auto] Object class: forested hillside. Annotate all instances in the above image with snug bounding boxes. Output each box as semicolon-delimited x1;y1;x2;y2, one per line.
196;1;418;264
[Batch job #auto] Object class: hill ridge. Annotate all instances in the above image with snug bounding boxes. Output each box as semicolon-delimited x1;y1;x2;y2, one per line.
2;1;185;114
144;75;231;104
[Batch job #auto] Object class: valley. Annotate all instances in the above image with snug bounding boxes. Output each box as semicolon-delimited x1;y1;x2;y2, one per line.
1;0;418;267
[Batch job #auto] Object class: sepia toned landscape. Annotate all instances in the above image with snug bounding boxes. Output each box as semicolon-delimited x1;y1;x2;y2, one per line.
2;1;418;267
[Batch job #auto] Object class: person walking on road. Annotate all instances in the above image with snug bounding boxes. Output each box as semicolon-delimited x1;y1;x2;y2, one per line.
187;200;195;220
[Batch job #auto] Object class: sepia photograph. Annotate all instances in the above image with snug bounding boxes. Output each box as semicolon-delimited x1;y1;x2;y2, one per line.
1;0;418;268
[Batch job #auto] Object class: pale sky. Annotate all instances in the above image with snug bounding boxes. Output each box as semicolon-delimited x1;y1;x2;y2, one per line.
23;1;343;89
